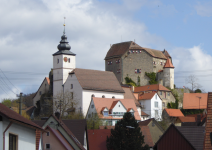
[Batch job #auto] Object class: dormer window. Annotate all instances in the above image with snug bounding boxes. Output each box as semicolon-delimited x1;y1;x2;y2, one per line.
103;111;108;116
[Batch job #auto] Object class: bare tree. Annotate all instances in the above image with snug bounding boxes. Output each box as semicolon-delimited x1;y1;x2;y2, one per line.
54;91;79;117
186;75;202;92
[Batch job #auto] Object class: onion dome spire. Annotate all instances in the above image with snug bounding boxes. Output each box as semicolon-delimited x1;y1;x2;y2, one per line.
57;17;71;51
53;18;76;56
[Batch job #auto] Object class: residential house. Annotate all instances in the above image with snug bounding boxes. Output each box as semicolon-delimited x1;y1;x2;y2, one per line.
162;109;184;124
105;41;174;89
153;124;205;150
138;118;164;145
33;77;50;106
86;97;141;126
0;103;43;150
32;115;87;150
122;87;149;120
183;93;208;109
203;92;212;149
134;84;176;109
134;92;162;120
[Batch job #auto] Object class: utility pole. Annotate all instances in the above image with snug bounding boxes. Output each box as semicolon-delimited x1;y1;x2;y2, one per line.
17;92;23;115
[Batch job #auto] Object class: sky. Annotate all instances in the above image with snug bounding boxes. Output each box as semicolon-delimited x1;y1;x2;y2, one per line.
0;0;212;101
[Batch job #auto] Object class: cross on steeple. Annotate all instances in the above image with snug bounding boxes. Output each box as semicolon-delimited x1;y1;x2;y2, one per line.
63;17;66;35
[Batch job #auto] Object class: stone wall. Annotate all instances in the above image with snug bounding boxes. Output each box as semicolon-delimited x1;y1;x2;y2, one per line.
121;50;153;85
157;91;176;109
153;58;166;73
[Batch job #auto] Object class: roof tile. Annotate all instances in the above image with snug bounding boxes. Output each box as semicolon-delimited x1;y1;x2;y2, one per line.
183;93;208;109
165;109;184;117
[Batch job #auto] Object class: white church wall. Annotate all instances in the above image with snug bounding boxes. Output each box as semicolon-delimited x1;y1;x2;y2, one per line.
82;90;124;116
33;78;50;106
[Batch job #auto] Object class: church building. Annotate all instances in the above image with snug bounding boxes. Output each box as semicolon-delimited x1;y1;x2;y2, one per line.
105;41;175;89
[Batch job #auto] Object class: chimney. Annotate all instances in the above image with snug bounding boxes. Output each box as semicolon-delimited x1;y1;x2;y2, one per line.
197;114;201;125
55;112;60;120
131;86;135;92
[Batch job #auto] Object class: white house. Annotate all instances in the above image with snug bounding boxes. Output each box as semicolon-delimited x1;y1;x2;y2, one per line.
135;92;162;120
33;77;50;106
0;103;42;150
86;97;141;126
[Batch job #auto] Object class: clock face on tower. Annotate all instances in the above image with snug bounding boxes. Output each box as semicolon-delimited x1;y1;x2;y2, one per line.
64;57;68;62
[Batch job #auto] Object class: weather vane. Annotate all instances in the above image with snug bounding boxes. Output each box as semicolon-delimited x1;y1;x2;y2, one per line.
63;17;66;35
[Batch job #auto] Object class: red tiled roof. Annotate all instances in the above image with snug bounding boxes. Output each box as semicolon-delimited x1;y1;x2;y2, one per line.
186;113;205;121
140;126;154;147
0;103;42;130
158;70;163;73
88;129;111;150
36;130;41;150
105;41;167;60
164;58;174;68
109;101;119;110
165;109;184;117
178;117;196;122
122;87;140;106
138;118;153;126
138;92;155;100
134;84;170;93
183;93;208;109
141;111;149;116
93;97;141;120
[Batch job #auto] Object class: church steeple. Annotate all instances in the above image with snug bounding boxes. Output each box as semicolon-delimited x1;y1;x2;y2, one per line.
53;20;76;56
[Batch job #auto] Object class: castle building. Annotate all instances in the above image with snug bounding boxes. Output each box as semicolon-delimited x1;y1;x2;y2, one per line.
105;41;175;89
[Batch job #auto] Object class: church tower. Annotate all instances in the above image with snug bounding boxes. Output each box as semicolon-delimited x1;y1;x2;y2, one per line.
163;58;174;89
52;24;76;96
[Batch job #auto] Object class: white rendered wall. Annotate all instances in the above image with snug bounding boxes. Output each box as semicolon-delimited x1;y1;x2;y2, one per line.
137;106;141;117
33;78;50;106
63;74;83;114
82;90;124;116
150;94;162;120
53;54;76;102
111;101;127;118
140;100;151;117
163;68;174;89
86;99;97;118
3;118;36;150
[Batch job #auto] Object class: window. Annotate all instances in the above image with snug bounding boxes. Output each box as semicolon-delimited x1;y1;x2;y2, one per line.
168;92;170;96
9;134;17;150
71;84;73;89
116;59;120;64
68;58;70;63
160;62;163;65
102;95;105;98
47;132;50;136
39;91;42;95
46;144;50;149
103;111;108;116
135;69;141;73
108;61;112;65
162;102;165;107
131;112;134;116
154;102;158;108
155;110;158;118
91;105;94;108
57;59;59;64
155;94;157;99
117;69;121;73
153;61;156;65
160;91;162;95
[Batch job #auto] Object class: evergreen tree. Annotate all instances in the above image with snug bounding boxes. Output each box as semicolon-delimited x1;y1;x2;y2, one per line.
106;112;149;150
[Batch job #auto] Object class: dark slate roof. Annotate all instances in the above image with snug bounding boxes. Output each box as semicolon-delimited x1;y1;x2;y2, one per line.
176;126;205;150
32;119;87;147
69;68;125;93
105;41;167;60
53;50;76;56
62;119;87;145
32;120;46;127
0;103;42;130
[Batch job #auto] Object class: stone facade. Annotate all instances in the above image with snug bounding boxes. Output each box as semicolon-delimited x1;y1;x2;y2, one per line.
157;91;176;109
105;41;175;89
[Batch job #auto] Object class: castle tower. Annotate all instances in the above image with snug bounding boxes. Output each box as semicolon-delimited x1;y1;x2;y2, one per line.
52;24;76;97
163;58;174;89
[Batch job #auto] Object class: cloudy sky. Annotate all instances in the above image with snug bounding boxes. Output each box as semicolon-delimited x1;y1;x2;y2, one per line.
0;0;212;101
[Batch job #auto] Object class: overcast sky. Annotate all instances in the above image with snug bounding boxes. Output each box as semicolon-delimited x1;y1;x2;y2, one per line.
0;0;212;101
